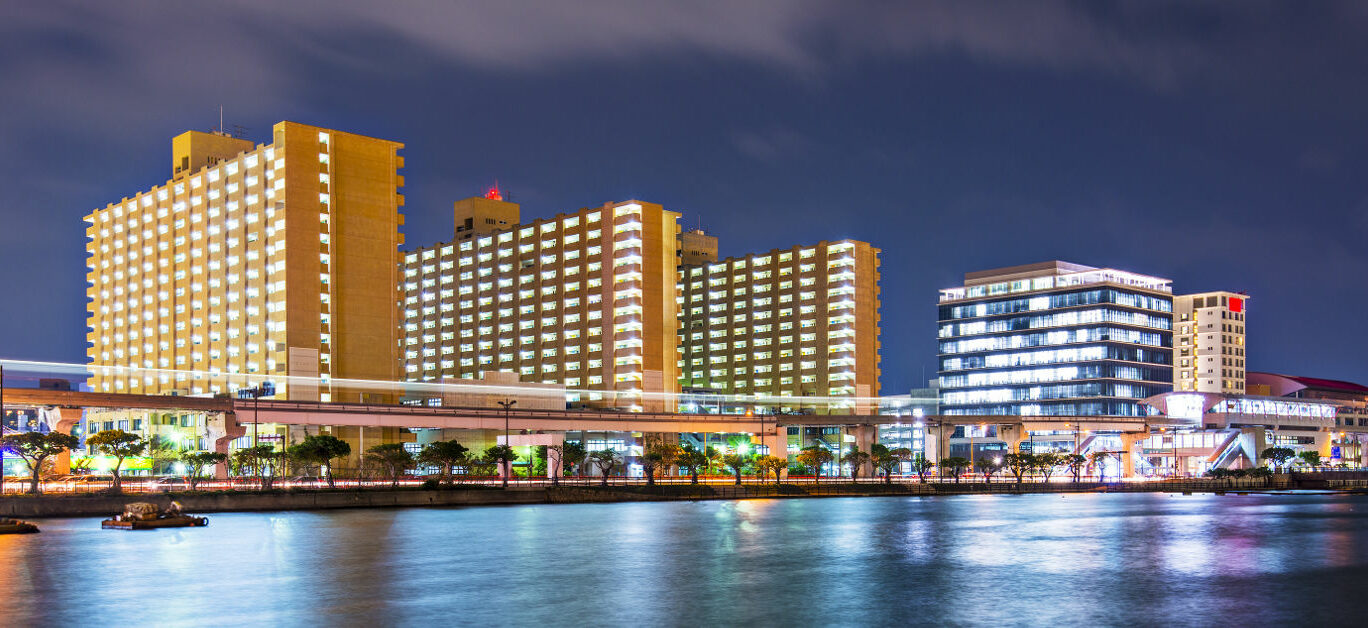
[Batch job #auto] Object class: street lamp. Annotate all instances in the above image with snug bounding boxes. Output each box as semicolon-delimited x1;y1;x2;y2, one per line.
497;399;516;487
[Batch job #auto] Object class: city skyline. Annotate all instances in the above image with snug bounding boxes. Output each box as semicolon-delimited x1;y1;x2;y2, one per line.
3;2;1368;392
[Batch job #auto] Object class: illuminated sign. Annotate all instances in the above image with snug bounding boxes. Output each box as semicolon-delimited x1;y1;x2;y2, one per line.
1229;297;1244;313
1212;398;1336;419
1167;394;1207;421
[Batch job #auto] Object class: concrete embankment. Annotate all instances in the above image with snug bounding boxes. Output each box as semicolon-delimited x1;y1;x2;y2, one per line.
0;479;1315;518
0;488;547;518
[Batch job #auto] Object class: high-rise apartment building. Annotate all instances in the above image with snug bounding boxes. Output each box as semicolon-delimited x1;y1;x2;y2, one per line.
937;261;1174;417
398;199;681;411
677;240;881;413
86;121;405;401
1173;291;1247;393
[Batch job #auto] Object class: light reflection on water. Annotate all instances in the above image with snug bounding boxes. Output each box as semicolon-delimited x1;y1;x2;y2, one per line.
3;493;1367;626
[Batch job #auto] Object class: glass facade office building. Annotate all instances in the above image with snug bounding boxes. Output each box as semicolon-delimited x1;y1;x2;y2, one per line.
938;261;1173;417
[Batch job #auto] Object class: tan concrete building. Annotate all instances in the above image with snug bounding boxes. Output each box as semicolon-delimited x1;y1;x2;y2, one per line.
398;199;682;411
85;121;406;402
1173;291;1247;393
677;240;882;413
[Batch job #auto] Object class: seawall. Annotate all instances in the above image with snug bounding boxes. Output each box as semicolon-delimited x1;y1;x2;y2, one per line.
1;478;1304;518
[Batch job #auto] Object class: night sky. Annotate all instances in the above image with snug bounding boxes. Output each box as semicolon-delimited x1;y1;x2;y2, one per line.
3;2;1366;392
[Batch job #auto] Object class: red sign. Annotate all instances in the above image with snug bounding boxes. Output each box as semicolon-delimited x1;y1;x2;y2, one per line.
1229;297;1244;313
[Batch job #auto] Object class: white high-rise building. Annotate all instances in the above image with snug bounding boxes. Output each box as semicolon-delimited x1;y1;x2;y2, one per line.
1173;291;1247;393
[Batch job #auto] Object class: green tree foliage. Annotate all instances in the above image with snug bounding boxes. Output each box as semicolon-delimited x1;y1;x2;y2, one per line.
796;445;834;483
1034;452;1063;482
483;444;518;488
588;449;622;486
180;451;228;490
365;443;414;488
721;453;750;485
1004;452;1035;484
561;441;588;476
1;431;79;494
288;435;353;488
676;445;709;485
1298;450;1323;469
940;457;970;483
871;444;914;484
842;446;871;481
1261;446;1296;470
145;434;181;475
234;445;282;489
1087;451;1115;481
977;456;1004;483
910;453;935;483
416;439;467;487
755;455;788;485
640;440;681;487
85;429;147;493
1061;454;1088;483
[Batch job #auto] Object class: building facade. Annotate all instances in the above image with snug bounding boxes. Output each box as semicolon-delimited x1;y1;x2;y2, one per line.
676;240;881;414
398;199;682;411
938;261;1174;417
85;122;406;402
1173;291;1247;393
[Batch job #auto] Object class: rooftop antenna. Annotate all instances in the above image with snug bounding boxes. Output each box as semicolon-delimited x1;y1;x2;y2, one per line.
218;105;224;134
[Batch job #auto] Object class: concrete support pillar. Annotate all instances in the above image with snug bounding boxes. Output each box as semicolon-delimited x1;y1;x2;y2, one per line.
51;407;83;474
1120;432;1146;479
854;424;876;476
546;432;565;479
206;412;246;479
999;424;1026;456
762;427;788;462
1315;430;1333;461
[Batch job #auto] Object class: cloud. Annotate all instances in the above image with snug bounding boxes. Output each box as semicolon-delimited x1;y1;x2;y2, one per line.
732;128;814;162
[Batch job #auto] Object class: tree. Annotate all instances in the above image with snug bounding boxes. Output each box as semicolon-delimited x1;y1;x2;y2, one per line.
1061;454;1087;483
588;449;622;486
1248;466;1273;486
416;439;467;487
545;444;565;486
755;455;787;485
365;443;414;488
180;451;228;490
1298;450;1323;469
1004;452;1034;484
1088;451;1114;482
1035;452;1063;482
977;456;1004;483
641;440;681;487
562;441;588;478
86;429;147;493
940;457;970;483
1262;446;1296;471
234;445;282;489
872;445;912;484
145;434;180;475
796;445;834;483
910;453;935;483
1;431;79;494
676;445;709;485
842;446;871;481
721;453;750;485
288;435;353;488
484;444;518;488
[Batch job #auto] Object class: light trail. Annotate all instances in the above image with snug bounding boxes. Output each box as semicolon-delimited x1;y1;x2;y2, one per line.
0;358;920;411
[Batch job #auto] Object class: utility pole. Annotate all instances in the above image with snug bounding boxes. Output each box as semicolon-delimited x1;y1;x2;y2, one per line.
497;399;516;488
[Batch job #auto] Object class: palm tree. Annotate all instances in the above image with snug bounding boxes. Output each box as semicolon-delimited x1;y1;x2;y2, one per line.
721;453;750;485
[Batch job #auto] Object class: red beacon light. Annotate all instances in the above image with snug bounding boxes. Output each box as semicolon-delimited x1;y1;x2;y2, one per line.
484;181;503;201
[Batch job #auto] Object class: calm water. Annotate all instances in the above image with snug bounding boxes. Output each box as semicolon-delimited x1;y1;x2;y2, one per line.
4;492;1368;626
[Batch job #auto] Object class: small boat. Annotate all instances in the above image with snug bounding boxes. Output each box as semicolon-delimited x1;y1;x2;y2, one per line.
0;518;40;534
102;502;208;530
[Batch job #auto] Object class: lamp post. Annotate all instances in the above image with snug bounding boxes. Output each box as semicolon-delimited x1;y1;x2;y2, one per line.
497;399;516;487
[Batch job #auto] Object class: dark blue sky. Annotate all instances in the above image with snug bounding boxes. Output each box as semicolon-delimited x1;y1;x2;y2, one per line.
2;1;1366;391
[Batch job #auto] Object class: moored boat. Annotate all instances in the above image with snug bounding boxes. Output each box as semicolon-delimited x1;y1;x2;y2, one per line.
101;502;208;530
0;518;40;534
